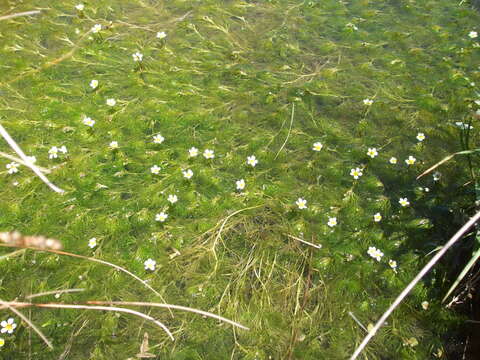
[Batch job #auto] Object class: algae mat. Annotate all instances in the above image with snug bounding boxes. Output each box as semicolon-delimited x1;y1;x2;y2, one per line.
0;0;480;359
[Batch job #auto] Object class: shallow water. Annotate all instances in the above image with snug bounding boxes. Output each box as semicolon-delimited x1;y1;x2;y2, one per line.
0;0;479;359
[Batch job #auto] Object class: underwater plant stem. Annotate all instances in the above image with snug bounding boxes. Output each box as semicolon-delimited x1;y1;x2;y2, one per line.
286;249;313;360
350;210;480;360
274;103;295;160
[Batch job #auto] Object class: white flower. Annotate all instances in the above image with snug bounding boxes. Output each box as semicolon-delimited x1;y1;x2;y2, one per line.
312;142;323;151
433;171;441;181
0;318;17;334
389;259;397;270
389;157;397;164
0;338;4;347
48;146;59;159
88;238;97;249
183;169;193;179
144;258;156;271
83;116;95;127
350;167;363;179
106;98;116;107
475;99;480;106
416;132;425;142
167;194;178;204
405;156;416;165
157;31;167;39
405;337;419;348
132;51;143;62
75;4;84;11
91;24;102;33
6;162;19;174
150;165;161;175
367;147;378;158
363;98;373;106
247;155;258;167
89;79;98;89
327;217;337;227
421;301;429;310
399;197;410;207
346;23;358;31
48;146;66;159
109;141;119;149
455;121;473;130
155;212;168;222
153;134;164;144
468;31;478;39
203;149;215;159
296;198;307;209
367;247;384;261
236;179;245;190
188;147;199;157
373;213;382;222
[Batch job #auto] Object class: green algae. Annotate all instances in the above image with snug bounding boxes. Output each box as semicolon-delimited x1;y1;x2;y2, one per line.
0;0;479;358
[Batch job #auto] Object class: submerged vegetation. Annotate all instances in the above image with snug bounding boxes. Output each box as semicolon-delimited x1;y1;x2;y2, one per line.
0;0;480;358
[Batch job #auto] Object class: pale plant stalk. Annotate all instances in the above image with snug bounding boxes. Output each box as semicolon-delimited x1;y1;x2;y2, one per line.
1;301;174;341
0;151;50;173
274;103;294;160
25;288;85;300
0;124;64;193
0;244;167;303
0;10;41;21
0;298;53;349
351;210;480;360
86;301;249;330
286;234;322;249
210;205;263;258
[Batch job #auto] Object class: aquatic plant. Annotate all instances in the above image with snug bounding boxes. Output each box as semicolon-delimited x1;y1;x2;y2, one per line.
0;0;479;358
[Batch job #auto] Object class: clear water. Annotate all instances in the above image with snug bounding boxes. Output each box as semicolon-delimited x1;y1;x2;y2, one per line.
0;0;479;359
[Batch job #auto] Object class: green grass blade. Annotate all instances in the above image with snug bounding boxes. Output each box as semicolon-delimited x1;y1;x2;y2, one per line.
417;149;480;180
442;247;480;303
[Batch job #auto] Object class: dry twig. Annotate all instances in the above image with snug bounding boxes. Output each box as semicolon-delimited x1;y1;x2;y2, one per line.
0;124;65;193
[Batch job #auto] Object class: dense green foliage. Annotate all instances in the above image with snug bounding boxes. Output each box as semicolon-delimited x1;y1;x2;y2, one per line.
0;0;479;358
